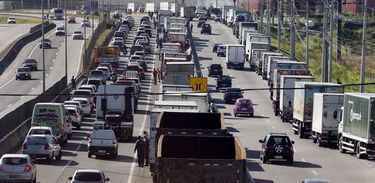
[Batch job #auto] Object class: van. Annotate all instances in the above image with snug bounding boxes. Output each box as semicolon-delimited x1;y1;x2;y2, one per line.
31;103;72;143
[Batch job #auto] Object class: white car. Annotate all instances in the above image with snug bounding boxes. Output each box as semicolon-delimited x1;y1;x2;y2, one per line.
27;126;54;137
65;106;83;129
79;84;97;93
72;98;92;116
72;31;83;40
133;51;146;60
129;55;142;62
0;154;36;183
68;169;110;183
7;17;16;24
96;66;111;81
63;100;84;114
81;20;91;27
55;25;65;36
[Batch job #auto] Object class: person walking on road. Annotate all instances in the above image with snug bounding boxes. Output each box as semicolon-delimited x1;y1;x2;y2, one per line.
152;68;158;85
71;76;76;90
143;131;149;166
134;136;145;167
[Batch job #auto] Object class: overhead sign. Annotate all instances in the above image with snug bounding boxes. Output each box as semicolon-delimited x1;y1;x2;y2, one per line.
189;77;207;92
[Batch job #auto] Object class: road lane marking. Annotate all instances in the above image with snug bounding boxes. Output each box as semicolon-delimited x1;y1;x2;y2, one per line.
56;140;84;182
127;39;156;183
7;104;12;108
271;126;275;129
312;170;318;176
53;59;56;62
20;96;24;98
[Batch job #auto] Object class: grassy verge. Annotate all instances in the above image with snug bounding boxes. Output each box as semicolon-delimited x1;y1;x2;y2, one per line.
269;28;375;93
0;16;41;24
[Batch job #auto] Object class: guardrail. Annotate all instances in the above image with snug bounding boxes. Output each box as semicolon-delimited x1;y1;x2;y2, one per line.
186;21;203;77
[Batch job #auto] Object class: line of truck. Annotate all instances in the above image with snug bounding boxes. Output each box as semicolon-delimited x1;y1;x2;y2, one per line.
148;15;254;183
232;17;375;160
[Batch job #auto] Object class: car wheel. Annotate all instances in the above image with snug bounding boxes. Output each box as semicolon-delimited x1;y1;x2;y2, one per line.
234;113;237;117
46;154;53;163
88;152;92;158
55;150;62;160
356;143;365;159
250;113;254;117
298;123;304;139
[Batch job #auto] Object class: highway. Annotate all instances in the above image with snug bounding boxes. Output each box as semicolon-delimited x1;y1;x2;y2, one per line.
192;20;375;182
0;24;35;54
0;17;94;113
29;15;154;183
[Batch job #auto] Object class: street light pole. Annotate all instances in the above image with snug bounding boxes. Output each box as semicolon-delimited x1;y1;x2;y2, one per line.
64;0;68;83
42;0;46;92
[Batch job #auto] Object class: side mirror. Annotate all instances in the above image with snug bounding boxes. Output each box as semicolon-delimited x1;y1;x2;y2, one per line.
68;177;73;180
105;178;110;181
291;141;295;144
258;140;263;143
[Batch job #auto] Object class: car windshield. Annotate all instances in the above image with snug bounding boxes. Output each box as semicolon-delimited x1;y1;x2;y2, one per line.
74;91;90;96
267;136;291;146
90;71;103;76
24;59;36;63
57;27;64;30
29;129;51;135
226;88;241;93
74;31;82;34
211;64;222;69
73;99;88;105
18;68;29;72
239;99;251;104
25;136;48;145
74;172;102;181
219;76;230;81
9;18;15;20
1;157;27;165
97;68;108;72
203;24;210;28
219;46;226;49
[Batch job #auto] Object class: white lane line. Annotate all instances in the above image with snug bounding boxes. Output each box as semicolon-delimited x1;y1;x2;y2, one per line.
271;126;275;129
7;104;12;108
50;66;53;70
312;170;318;176
127;42;156;183
301;158;306;162
294;148;298;153
56;140;84;181
20;96;24;98
53;59;56;62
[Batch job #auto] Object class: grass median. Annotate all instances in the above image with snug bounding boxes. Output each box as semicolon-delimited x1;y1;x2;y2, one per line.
0;16;41;24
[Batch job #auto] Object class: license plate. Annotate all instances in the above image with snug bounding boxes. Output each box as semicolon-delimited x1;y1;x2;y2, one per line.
241;108;247;111
275;156;283;159
9;175;19;179
98;150;106;154
222;84;227;86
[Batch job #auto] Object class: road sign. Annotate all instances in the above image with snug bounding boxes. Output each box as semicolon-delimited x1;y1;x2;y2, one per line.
189;77;207;92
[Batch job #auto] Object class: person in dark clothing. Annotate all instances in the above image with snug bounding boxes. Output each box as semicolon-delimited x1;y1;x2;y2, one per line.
143;131;149;166
134;136;145;167
71;76;76;90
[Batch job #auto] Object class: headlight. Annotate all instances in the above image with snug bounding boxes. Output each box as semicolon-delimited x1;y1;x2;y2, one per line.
25;74;29;76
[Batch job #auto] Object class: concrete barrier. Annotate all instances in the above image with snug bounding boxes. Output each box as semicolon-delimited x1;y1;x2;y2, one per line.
0;22;56;75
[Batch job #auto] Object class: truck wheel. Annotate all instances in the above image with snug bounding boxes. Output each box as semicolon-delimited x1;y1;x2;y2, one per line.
338;136;346;153
317;134;323;147
274;109;278;116
356;143;365;159
88;152;92;158
298;124;304;139
312;134;317;143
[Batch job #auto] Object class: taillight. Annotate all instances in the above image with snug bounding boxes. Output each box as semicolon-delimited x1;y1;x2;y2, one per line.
263;145;268;152
0;166;3;171
24;166;32;171
44;144;49;150
23;144;27;149
289;146;294;153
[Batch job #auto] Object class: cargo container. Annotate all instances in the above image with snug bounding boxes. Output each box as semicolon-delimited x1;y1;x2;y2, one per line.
311;93;344;146
160;2;169;11
242;30;260;46
276;74;313;121
226;44;246;69
237;22;258;39
336;93;375;159
246;41;268;64
162;92;209;112
293;82;343;138
258;52;282;75
268;60;307;86
156;135;254;183
146;3;155;12
261;55;285;79
250;49;267;70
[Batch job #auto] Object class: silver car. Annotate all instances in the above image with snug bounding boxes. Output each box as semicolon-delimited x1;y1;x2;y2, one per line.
21;134;62;162
0;154;36;183
68;169;110;183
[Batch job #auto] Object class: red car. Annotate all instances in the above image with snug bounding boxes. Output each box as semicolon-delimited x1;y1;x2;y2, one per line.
233;98;254;117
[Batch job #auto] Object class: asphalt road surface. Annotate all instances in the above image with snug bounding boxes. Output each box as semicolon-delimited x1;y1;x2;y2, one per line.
193;20;375;183
0;24;35;54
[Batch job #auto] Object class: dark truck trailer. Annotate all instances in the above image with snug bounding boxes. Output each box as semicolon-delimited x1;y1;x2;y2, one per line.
156;135;254;183
150;112;230;176
337;93;375;159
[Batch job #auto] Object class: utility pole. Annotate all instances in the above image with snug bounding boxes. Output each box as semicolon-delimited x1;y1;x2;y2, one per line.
277;0;281;52
42;1;46;92
290;0;295;60
267;0;271;51
322;2;329;82
360;0;367;92
260;0;264;33
328;0;335;83
306;1;309;67
337;0;342;64
64;0;68;83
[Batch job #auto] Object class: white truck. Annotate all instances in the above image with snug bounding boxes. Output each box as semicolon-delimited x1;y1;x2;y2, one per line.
246;42;269;65
246;34;268;55
163;62;194;85
160;2;169;11
311;93;344;147
267;60;308;86
240;28;257;45
128;3;135;12
225;44;246;70
257;52;282;76
146;3;155;12
162;92;209;112
154;101;198;110
250;49;267;70
293;82;343;138
261;55;285;80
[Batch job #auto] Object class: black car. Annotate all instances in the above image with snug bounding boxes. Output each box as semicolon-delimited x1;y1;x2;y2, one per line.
216;75;232;90
259;133;294;165
22;58;38;71
16;67;31;80
208;64;223;77
223;88;243;104
198;17;206;27
201;23;212;34
39;39;52;49
212;43;222;53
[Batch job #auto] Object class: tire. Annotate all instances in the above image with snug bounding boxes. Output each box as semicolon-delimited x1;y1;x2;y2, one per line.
298;123;304;139
356;143;365;159
274;109;278;116
250;113;254;117
312;135;317;143
317;134;323;147
55;150;62;160
46;154;53;163
88;152;92;158
234;113;237;117
338;136;346;153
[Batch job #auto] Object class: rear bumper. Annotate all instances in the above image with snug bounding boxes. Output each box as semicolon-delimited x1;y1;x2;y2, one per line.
0;173;33;182
88;146;117;155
